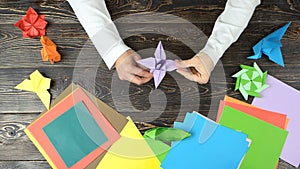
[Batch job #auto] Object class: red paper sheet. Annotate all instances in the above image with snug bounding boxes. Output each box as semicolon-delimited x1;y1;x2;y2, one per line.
217;99;287;129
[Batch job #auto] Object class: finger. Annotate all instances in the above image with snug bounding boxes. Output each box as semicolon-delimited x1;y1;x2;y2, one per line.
175;59;189;69
136;62;151;71
136;70;153;78
130;66;153;78
176;68;196;82
177;68;209;84
183;57;198;67
132;52;142;60
129;75;152;85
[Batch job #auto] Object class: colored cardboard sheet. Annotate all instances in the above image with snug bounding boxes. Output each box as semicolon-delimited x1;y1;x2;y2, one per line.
42;84;128;168
217;99;288;129
43;101;108;168
219;106;288;169
252;75;300;167
25;86;120;169
51;84;128;169
41;83;128;169
96;117;161;169
161;112;250;169
223;96;289;129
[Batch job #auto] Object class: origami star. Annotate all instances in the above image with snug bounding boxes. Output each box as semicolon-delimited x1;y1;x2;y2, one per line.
137;41;177;88
247;22;291;67
232;62;269;100
15;70;51;109
14;7;48;38
40;36;61;64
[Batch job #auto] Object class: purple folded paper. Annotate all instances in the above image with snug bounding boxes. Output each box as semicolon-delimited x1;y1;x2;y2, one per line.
252;75;300;167
137;41;177;88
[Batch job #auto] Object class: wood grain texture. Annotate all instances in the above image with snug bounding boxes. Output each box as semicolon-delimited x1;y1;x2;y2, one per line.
0;22;299;68
0;161;51;169
1;0;300;24
0;0;299;168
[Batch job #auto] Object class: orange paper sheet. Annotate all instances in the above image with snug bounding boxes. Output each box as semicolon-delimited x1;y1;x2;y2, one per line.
217;96;288;129
225;96;289;129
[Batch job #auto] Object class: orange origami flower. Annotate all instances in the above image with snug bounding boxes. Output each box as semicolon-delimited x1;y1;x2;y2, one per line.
40;36;61;64
15;7;48;38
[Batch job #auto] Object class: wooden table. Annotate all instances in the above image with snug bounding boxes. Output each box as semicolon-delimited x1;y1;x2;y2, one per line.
0;0;299;168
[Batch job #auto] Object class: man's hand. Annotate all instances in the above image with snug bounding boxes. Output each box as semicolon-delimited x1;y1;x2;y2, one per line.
176;52;214;84
115;49;153;85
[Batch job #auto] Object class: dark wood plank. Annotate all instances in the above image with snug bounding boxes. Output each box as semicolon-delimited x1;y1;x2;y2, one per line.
0;161;51;169
0;64;299;116
0;22;299;68
1;0;300;168
1;0;300;24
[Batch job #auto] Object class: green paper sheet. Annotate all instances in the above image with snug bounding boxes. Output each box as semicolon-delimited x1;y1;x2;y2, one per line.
219;106;288;169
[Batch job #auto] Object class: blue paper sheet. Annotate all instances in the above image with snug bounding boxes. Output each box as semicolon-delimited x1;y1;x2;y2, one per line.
161;112;250;169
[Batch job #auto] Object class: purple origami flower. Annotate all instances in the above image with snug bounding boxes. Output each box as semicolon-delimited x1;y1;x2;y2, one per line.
137;41;177;88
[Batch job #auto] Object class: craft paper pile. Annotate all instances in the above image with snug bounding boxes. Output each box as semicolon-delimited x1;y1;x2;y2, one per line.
161;112;250;169
217;96;288;169
252;75;300;167
25;83;162;169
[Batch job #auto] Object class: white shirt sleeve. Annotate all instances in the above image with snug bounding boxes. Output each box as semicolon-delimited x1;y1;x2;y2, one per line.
68;0;131;69
201;0;261;66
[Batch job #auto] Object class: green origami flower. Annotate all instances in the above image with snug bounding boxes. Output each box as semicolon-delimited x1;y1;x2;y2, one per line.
232;62;269;100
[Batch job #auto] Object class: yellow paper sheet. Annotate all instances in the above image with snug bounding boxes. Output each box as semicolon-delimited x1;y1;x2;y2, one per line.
97;118;161;169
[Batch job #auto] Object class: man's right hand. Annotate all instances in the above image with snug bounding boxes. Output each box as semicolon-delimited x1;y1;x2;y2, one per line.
115;49;153;85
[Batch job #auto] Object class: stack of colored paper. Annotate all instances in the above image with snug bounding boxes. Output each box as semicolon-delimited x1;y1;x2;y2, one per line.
25;83;161;169
161;112;251;169
252;75;300;167
217;95;289;169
